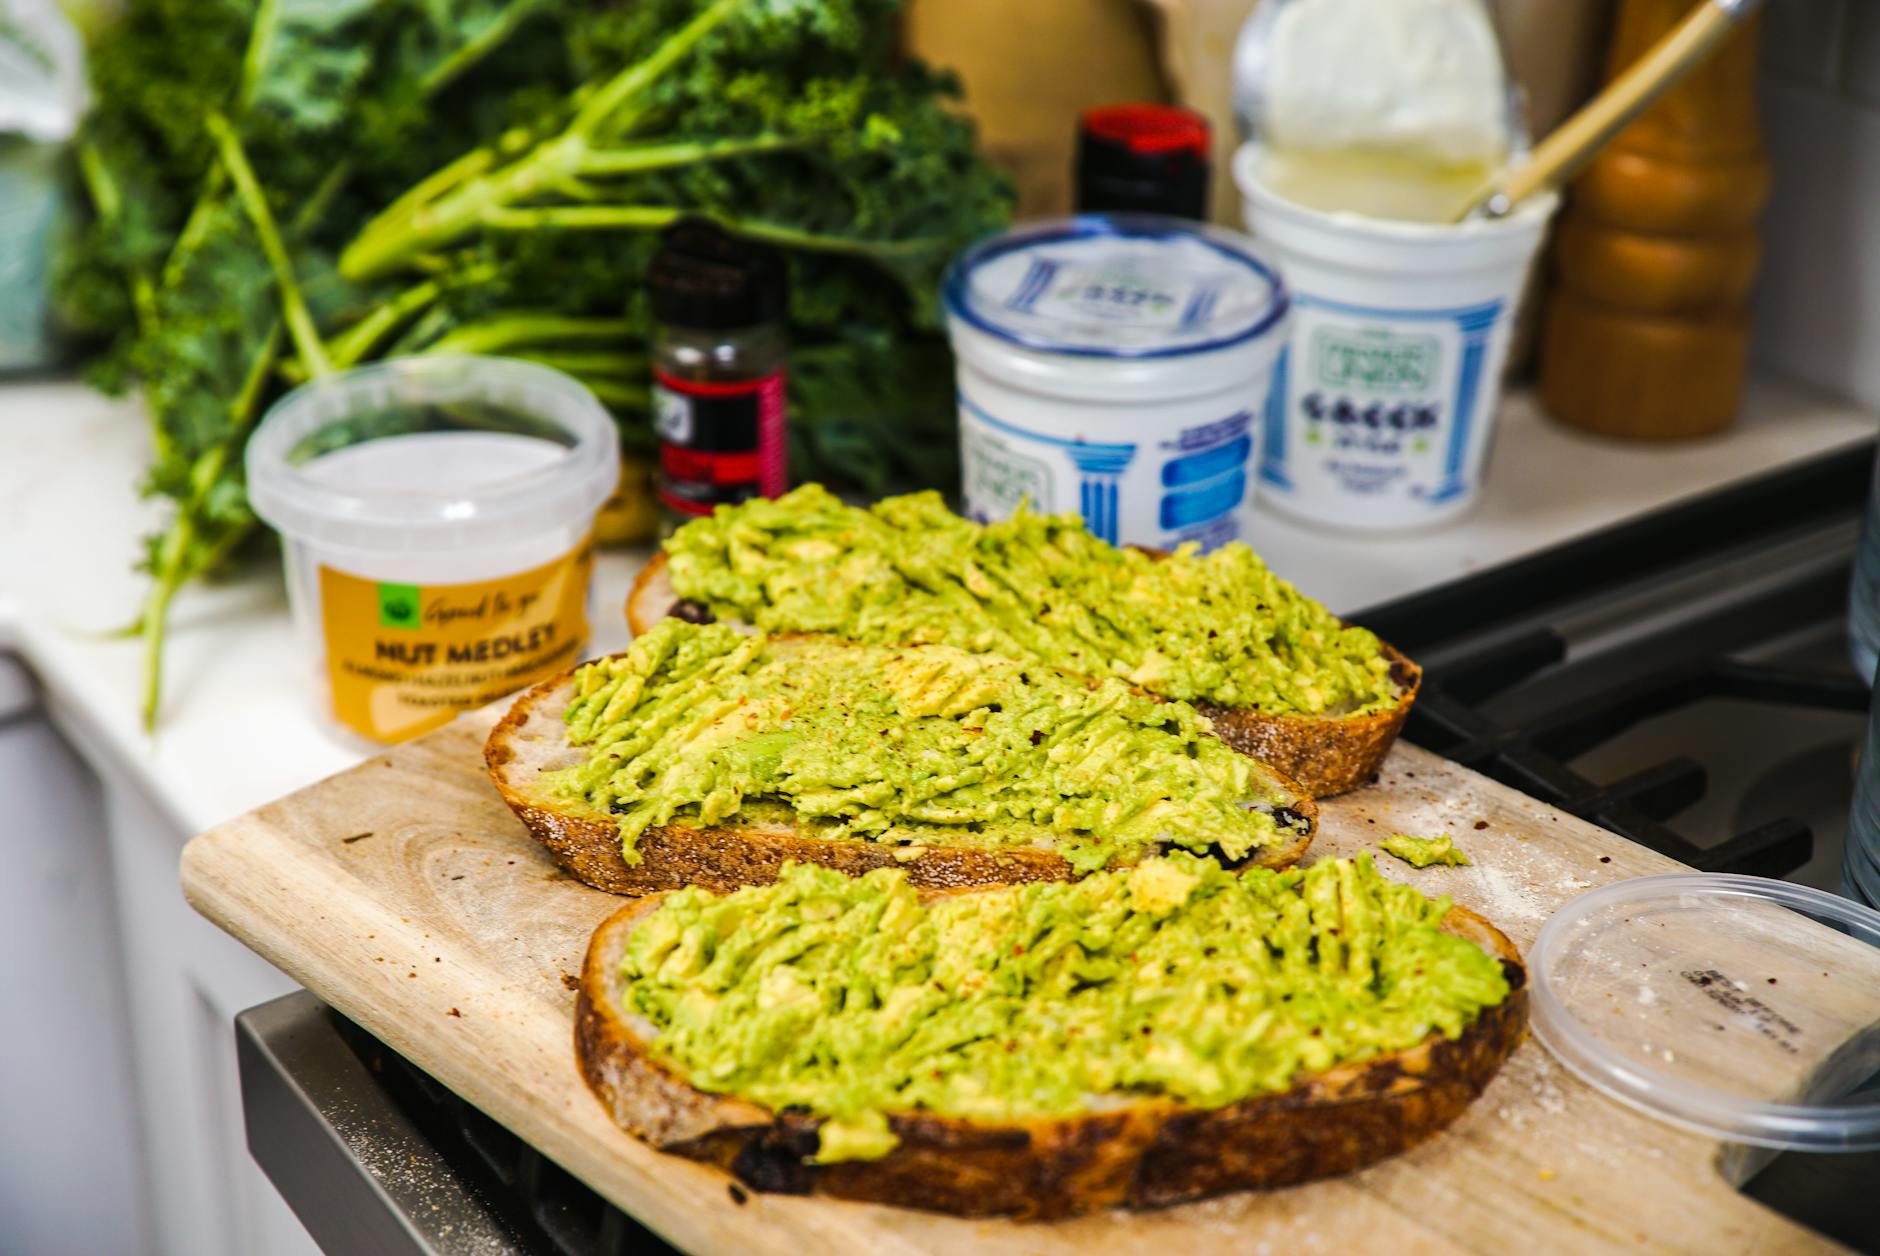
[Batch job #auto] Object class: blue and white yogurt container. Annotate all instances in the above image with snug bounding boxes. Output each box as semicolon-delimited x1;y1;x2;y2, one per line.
941;215;1289;551
1234;143;1558;530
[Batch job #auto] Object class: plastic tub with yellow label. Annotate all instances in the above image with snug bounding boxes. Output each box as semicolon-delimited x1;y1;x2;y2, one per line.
247;356;619;744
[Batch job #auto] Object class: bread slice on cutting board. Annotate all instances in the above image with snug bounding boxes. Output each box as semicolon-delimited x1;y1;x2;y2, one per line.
627;543;1421;801
573;859;1528;1219
486;630;1316;896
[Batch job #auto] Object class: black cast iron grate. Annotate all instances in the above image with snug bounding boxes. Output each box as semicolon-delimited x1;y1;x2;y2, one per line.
1401;626;1868;878
1356;441;1878;882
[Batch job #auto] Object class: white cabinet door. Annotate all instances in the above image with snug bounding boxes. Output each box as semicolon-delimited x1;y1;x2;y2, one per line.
0;655;151;1256
99;774;320;1256
0;650;320;1256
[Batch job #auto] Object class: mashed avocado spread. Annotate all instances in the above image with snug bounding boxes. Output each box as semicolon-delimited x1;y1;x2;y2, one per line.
662;485;1399;717
619;854;1511;1162
1381;833;1472;868
552;621;1305;872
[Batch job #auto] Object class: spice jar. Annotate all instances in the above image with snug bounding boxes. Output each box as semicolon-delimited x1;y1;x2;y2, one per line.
648;218;789;531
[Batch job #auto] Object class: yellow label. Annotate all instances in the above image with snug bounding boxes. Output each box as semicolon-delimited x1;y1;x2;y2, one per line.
319;541;592;743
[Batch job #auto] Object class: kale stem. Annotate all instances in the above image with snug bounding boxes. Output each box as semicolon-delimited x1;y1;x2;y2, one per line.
552;175;608;203
236;0;283;113
574;377;652;409
139;323;281;730
74;138;157;336
138;521;190;732
499;348;648;377
340;0;749;280
421;314;637;355
480;205;677;232
568;0;748;140
326;279;444;370
325;262;495;370
138;514;256;729
716;219;952;259
342;135;584;279
387;145;495;219
291;160;354;237
208;112;332;378
370;2;547;238
162;168;228;289
181;518;258;585
75;135;167;467
419;0;547;96
577;134;803;176
481;205;951;259
74;136;120;220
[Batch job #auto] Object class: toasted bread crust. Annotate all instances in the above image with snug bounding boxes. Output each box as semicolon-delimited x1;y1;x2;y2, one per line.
1198;645;1421;798
576;894;1527;1219
626;550;1419;796
486;650;1316;896
624;550;676;637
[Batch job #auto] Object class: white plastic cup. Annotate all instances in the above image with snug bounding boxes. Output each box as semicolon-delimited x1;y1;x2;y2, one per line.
247;356;619;744
1234;143;1558;530
942;216;1289;552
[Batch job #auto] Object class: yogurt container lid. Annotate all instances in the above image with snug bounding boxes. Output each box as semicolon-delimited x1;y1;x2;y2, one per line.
247;356;619;553
942;214;1288;360
1528;873;1880;1151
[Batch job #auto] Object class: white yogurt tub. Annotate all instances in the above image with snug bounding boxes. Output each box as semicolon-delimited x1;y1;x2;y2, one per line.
942;215;1289;551
247;356;619;745
1235;142;1557;530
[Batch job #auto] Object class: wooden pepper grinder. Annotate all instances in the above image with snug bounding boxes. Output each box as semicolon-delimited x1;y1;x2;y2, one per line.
1539;0;1768;439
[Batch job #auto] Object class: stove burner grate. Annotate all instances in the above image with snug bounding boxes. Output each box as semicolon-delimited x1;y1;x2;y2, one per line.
1404;625;1868;878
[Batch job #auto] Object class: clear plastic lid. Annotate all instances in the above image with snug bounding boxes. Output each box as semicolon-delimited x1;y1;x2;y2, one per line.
247;356;620;554
0;0;86;143
1529;874;1880;1151
941;214;1288;360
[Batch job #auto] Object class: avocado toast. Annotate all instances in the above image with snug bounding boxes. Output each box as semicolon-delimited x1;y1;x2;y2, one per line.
487;620;1316;895
626;486;1420;796
576;854;1526;1218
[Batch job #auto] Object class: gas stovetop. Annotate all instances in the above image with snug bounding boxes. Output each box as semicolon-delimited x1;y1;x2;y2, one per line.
1362;443;1875;898
238;444;1880;1256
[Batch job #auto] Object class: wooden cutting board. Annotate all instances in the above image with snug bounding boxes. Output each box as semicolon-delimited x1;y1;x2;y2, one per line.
181;710;1877;1254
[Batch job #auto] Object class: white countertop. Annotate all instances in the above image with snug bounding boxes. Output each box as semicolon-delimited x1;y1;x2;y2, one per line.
2;375;1873;838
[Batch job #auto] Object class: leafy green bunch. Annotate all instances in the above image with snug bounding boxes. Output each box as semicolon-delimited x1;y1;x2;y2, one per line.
55;0;1012;727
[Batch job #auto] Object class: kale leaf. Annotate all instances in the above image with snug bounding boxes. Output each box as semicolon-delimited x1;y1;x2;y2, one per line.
57;0;1011;727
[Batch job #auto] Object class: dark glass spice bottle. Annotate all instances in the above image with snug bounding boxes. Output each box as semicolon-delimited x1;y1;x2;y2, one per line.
1074;103;1212;221
647;217;789;532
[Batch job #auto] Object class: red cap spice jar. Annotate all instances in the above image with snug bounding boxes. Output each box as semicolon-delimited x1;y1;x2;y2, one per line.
647;217;789;531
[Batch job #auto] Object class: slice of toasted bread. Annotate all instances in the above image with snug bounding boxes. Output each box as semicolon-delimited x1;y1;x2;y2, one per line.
485;646;1316;896
627;551;1421;797
575;890;1527;1219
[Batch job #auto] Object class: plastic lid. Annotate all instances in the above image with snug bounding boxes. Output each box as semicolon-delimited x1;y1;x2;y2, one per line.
1076;104;1211;219
0;0;85;143
942;214;1287;360
246;356;620;553
1529;874;1880;1151
648;216;788;331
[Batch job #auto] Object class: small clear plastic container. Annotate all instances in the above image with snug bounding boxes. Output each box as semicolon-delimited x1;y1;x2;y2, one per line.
1530;873;1880;1153
247;356;619;745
